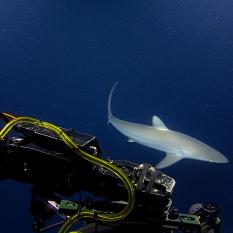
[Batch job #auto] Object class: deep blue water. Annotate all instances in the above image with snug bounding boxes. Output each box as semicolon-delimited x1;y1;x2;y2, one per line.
0;0;232;232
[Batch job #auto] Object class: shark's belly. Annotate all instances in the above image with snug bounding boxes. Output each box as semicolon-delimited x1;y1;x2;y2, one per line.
131;130;182;154
131;129;205;157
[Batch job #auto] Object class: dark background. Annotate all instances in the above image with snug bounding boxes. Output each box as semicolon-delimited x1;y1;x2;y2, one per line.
0;0;232;232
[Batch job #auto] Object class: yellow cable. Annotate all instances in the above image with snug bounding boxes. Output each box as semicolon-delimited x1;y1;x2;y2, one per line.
0;116;135;233
2;112;17;119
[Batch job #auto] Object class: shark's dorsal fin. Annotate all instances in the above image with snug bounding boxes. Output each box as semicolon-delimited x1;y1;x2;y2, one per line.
156;153;183;169
152;116;168;130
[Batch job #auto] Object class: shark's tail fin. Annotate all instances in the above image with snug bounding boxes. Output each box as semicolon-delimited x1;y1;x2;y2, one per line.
108;82;118;123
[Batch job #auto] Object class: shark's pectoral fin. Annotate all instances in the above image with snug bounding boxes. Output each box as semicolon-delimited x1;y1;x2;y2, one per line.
152;115;168;130
156;153;183;169
128;138;135;143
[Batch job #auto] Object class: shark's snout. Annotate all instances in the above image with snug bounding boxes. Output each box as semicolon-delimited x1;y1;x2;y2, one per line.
210;154;229;163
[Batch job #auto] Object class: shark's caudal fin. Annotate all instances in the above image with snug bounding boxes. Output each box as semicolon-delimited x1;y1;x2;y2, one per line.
108;82;118;122
156;153;183;169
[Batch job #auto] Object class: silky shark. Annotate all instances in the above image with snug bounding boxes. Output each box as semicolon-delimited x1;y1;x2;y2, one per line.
108;82;228;169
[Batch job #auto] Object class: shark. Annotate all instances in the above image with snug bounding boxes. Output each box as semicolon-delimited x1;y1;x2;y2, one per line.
108;82;228;169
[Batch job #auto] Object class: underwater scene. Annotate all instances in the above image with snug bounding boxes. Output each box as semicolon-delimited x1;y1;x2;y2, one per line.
0;1;232;232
